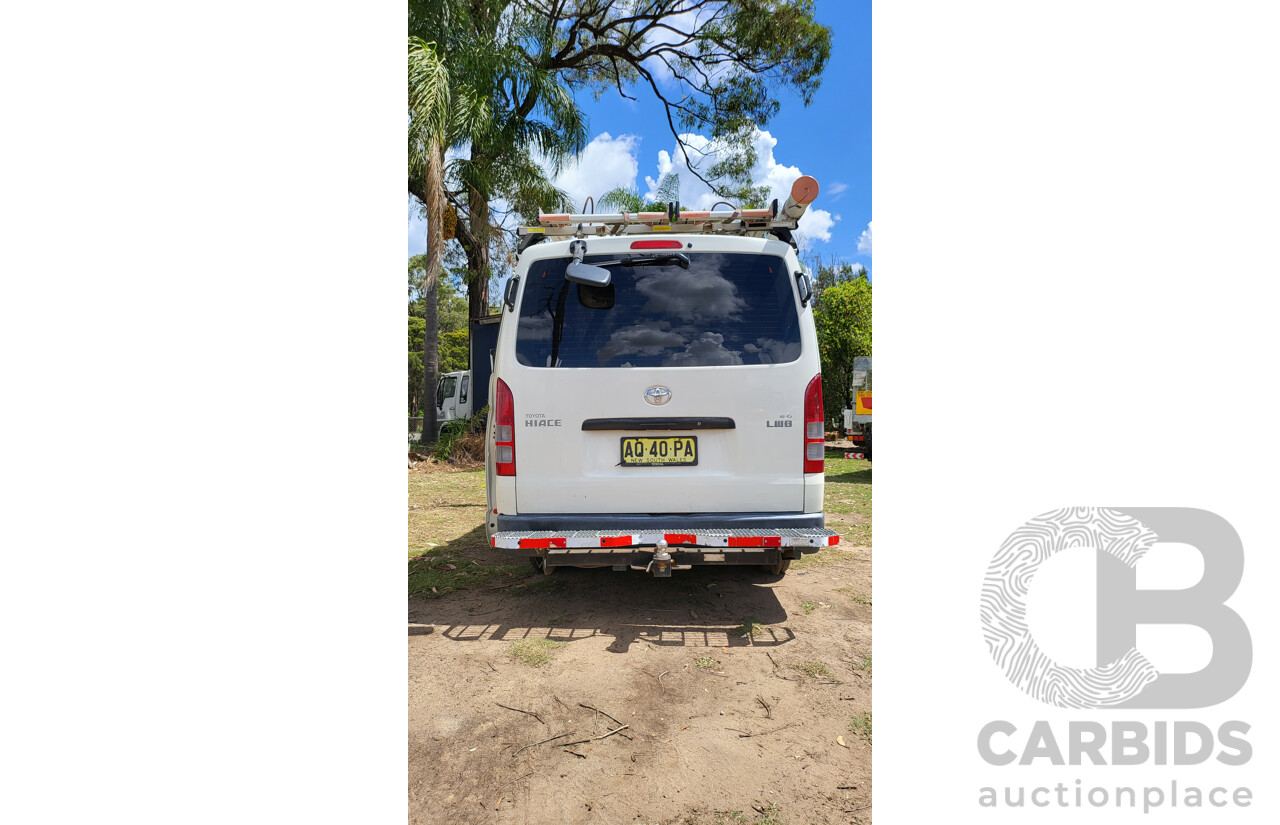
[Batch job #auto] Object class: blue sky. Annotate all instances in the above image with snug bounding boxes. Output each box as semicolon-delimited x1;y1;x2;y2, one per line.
409;0;870;273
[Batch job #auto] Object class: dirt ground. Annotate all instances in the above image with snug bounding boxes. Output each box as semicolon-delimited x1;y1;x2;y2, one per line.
409;456;872;825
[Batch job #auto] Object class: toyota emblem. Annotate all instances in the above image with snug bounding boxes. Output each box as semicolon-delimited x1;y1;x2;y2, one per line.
644;386;672;406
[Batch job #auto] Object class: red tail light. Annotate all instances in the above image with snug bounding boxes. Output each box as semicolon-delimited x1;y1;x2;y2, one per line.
804;374;824;474
630;239;683;249
494;377;515;476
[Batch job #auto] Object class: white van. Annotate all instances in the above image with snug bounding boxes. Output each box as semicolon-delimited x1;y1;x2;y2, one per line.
484;178;840;576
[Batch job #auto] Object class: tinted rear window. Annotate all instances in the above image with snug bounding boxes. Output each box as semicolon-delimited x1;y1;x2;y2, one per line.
514;252;800;368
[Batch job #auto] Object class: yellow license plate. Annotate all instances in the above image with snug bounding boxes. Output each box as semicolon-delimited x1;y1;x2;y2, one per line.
619;436;698;466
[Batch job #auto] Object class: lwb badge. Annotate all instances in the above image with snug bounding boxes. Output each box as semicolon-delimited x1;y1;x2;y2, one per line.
644;386;672;406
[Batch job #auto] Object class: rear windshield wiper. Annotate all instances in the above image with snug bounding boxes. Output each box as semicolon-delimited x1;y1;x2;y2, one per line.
595;253;690;269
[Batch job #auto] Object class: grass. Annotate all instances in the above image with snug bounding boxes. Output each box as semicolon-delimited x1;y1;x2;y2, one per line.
407;550;529;599
736;618;763;639
407;464;534;599
855;653;873;672
757;804;782;825
714;813;749;825
823;453;872;546
713;806;781;825
848;711;873;744
823;455;871;510
508;638;566;667
792;549;853;571
695;656;721;670
836;587;872;605
800;600;819;615
407;467;488;555
407;445;870;601
793;661;832;679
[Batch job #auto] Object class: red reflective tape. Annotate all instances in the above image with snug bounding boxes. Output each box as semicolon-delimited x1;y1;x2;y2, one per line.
828;535;840;546
728;537;763;547
519;538;551;549
550;537;566;548
490;538;496;547
664;533;697;545
600;535;633;547
762;536;782;547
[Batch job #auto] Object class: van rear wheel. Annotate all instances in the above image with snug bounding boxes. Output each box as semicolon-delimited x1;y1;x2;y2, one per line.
760;559;791;576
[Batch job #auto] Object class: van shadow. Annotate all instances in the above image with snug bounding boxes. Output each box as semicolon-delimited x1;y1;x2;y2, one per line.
409;538;795;654
825;466;872;486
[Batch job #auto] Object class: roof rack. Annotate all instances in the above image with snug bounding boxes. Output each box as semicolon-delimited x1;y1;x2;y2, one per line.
517;176;819;241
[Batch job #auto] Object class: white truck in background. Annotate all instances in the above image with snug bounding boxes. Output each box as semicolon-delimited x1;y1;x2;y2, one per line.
842;356;871;461
435;370;471;429
432;316;501;437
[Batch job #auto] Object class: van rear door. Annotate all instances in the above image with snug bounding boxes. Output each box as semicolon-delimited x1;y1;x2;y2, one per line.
507;244;814;515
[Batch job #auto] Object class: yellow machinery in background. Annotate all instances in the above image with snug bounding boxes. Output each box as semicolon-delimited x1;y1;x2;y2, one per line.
842;356;871;461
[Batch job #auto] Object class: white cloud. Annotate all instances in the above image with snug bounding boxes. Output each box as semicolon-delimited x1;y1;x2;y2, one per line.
856;221;872;256
551;132;640;212
642;129;837;252
415;127;839;258
827;182;849;201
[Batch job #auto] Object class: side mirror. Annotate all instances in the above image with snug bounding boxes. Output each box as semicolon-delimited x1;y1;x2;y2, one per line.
567;261;612;286
795;272;813;306
565;239;611;287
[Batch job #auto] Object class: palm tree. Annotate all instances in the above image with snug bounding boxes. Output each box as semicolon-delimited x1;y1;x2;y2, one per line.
599;173;681;213
425;4;588;320
408;33;486;443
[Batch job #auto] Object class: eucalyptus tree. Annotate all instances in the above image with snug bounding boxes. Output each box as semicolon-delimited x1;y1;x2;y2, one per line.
409;1;829;320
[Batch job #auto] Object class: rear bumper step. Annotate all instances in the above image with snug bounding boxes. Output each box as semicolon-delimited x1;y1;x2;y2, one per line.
491;527;840;552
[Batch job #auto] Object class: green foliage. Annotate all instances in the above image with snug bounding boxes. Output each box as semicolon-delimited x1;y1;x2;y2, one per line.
813;273;872;425
408;0;834;315
409;315;468;414
408;316;426;352
848;711;873;744
438;329;468;373
408;257;468;333
409;253;471;414
526;0;831;197
597;173;692;213
432;406;488;461
408;350;424;414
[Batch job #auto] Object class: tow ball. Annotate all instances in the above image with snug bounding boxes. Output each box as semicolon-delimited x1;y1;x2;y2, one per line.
646;540;673;577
